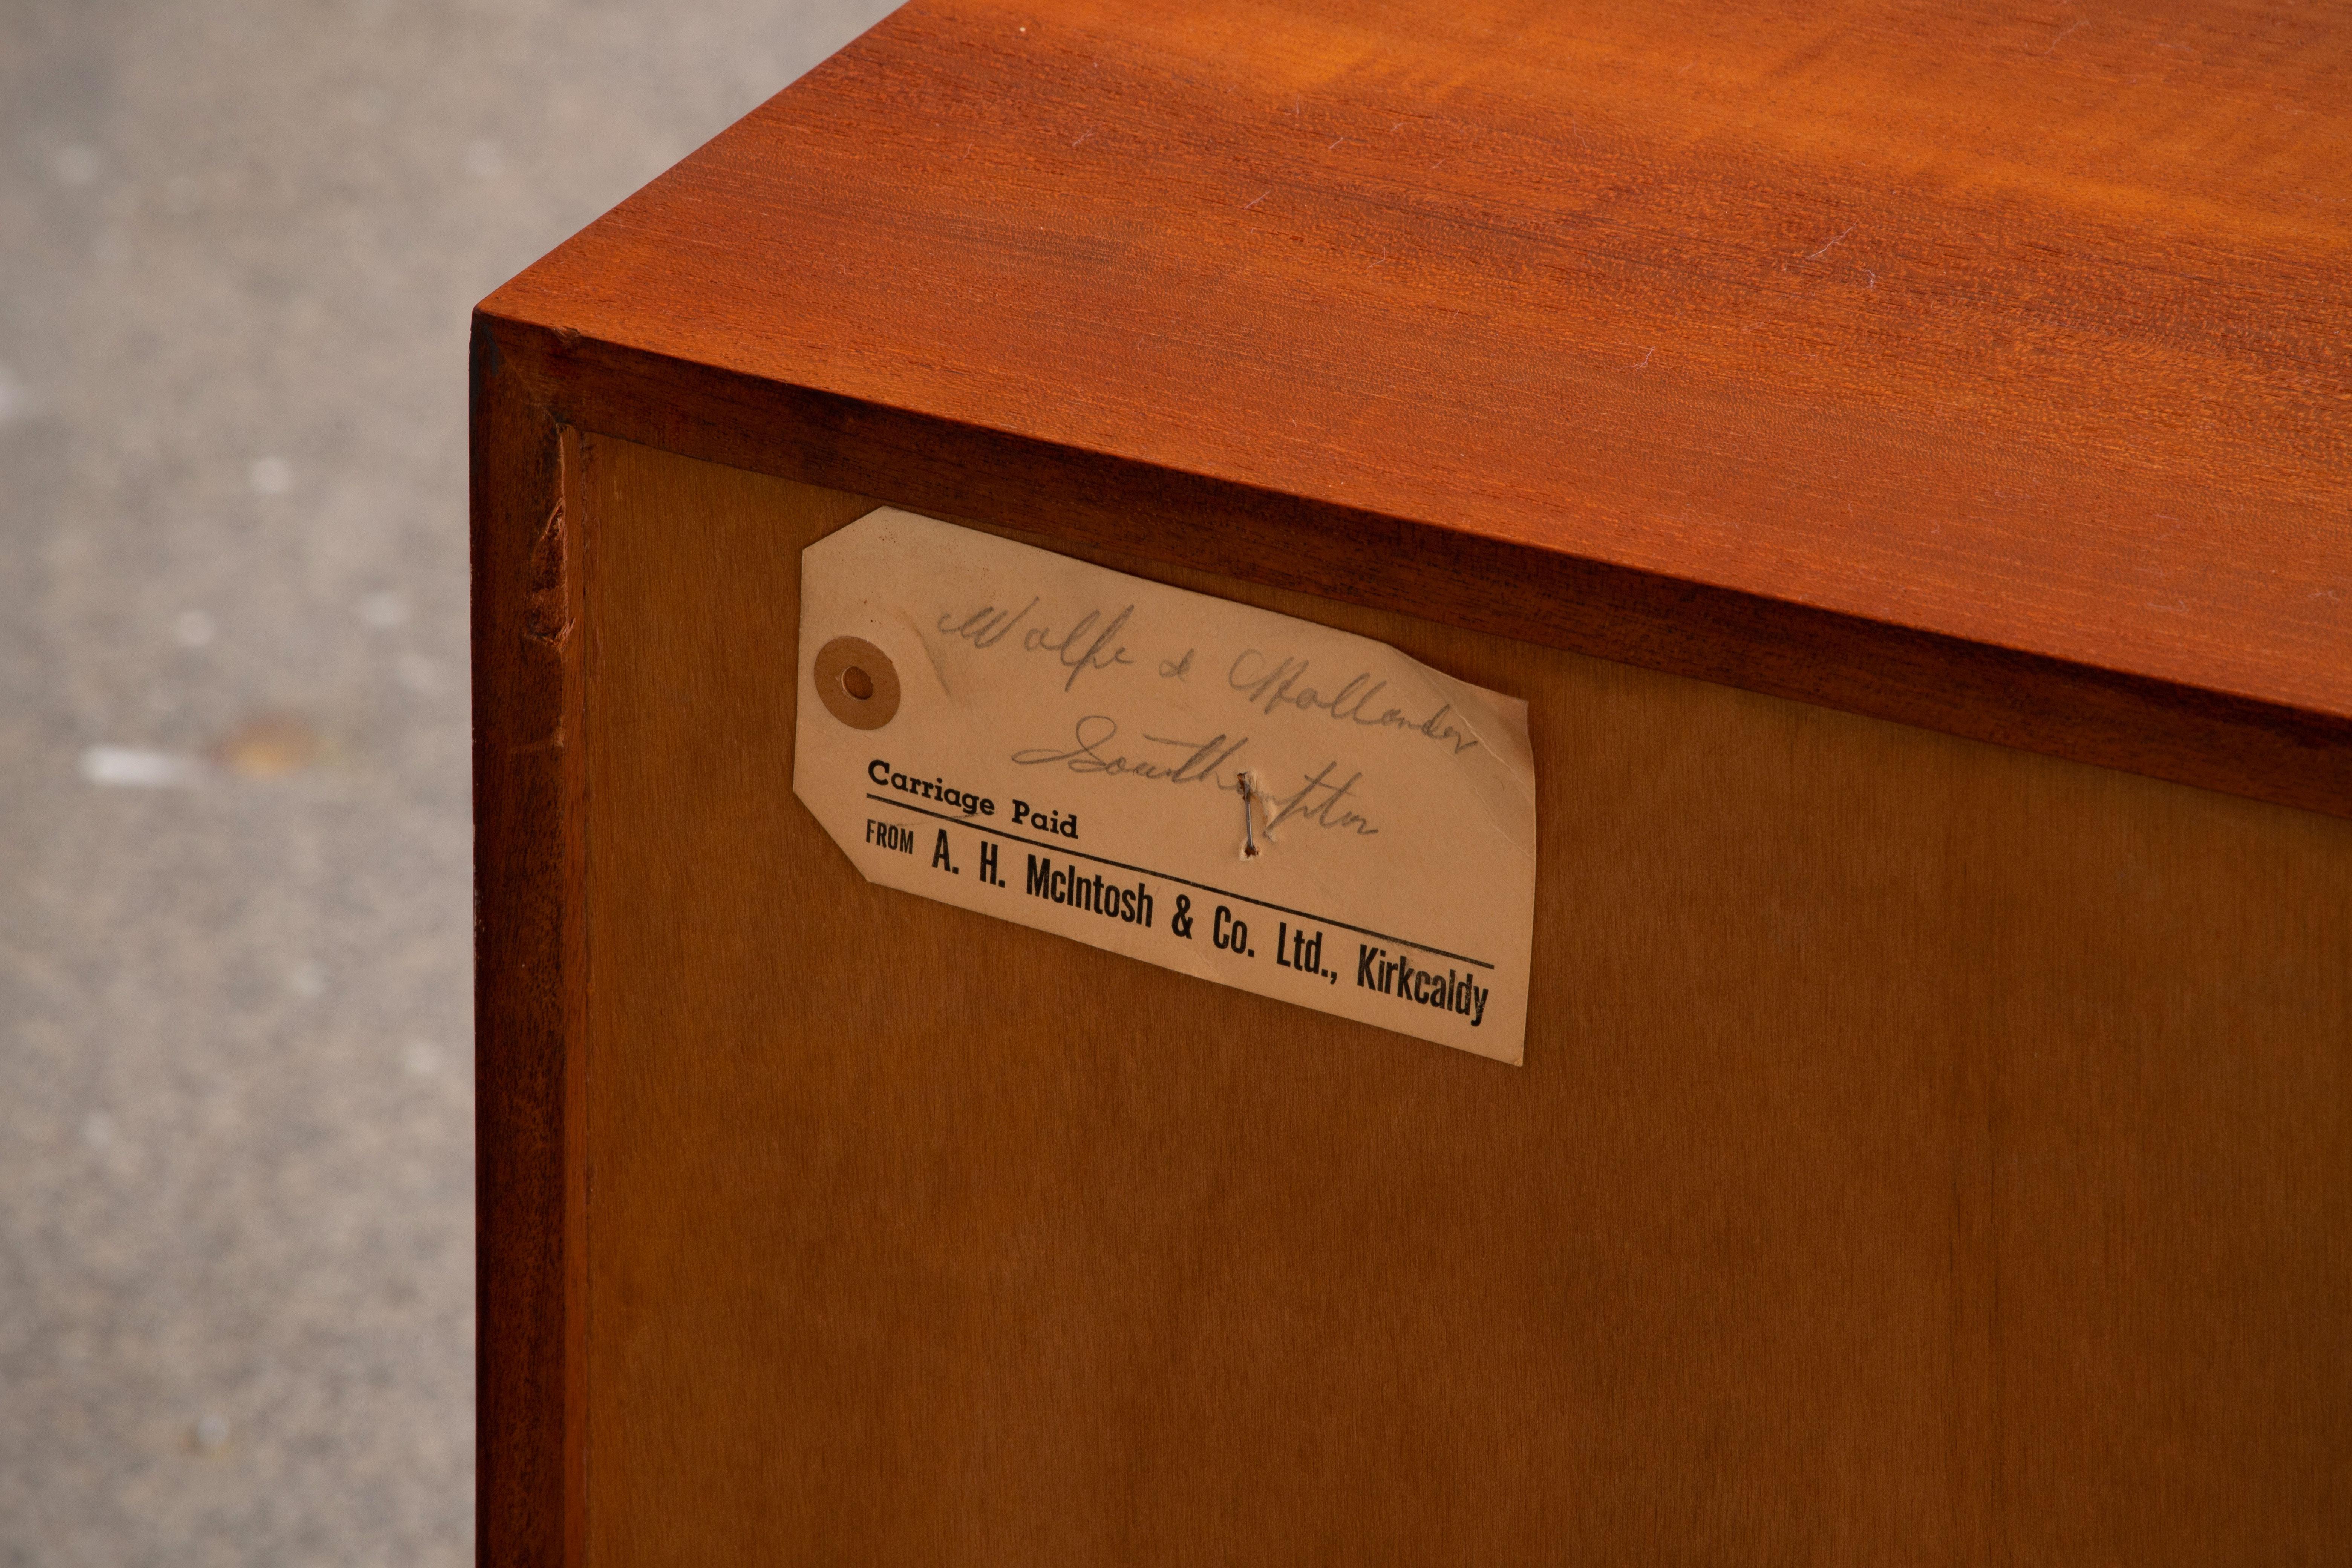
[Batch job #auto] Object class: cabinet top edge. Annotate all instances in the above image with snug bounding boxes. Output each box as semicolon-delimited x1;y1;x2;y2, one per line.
476;0;2352;810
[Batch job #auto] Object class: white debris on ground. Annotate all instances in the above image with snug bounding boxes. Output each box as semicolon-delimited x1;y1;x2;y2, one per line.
78;744;205;788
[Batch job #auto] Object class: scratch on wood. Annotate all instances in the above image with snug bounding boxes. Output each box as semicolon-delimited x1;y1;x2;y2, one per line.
1806;224;1856;260
2038;17;2088;53
524;500;572;650
528;613;577;651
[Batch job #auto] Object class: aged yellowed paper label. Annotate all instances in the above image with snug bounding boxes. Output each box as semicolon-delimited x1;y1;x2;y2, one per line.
793;510;1537;1064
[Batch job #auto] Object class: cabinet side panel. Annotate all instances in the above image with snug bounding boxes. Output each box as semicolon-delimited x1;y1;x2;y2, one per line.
471;321;585;1568
581;436;2351;1564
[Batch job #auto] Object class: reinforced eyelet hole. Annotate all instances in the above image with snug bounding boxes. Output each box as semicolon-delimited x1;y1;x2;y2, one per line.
813;636;899;730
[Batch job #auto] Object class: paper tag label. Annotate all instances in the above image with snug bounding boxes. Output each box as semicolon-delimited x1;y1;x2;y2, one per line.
793;510;1537;1063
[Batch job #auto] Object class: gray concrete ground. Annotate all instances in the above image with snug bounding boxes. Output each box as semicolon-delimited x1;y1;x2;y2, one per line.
0;2;896;1561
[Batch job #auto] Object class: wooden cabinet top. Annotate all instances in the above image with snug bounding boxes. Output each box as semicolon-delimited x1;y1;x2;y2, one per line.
479;0;2351;818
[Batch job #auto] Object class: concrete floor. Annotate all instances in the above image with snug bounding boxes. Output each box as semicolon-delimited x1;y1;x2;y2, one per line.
0;2;896;1561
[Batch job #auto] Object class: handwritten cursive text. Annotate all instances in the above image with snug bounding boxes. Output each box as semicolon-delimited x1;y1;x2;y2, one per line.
1011;715;1247;786
940;596;1137;692
1228;651;1481;755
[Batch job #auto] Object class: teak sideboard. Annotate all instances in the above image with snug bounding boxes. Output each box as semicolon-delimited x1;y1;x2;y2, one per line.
472;2;2352;1560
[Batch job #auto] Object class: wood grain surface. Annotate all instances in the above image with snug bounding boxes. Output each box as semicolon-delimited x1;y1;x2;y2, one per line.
471;332;584;1568
479;0;2352;819
573;435;2351;1563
